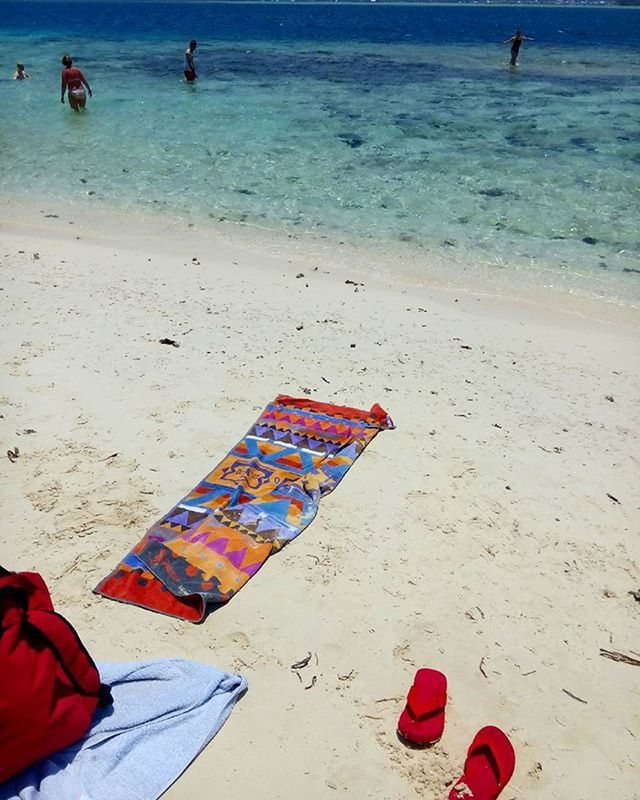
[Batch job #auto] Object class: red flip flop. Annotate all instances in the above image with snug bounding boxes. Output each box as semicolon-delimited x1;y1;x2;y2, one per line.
448;726;516;800
397;668;447;745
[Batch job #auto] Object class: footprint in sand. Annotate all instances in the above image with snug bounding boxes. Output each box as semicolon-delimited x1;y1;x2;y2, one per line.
223;630;251;650
27;479;63;512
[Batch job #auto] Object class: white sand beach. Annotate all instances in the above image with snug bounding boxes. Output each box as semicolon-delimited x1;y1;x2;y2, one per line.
1;201;639;799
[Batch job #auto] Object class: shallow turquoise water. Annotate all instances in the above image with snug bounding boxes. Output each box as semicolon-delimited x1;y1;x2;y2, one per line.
1;4;640;302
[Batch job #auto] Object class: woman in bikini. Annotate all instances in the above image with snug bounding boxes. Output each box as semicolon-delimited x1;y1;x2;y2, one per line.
60;54;92;111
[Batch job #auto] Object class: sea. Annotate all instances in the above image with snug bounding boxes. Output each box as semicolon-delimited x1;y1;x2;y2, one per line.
1;2;639;307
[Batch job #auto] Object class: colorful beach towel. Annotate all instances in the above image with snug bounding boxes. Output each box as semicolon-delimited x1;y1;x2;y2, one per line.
0;659;246;800
95;395;394;621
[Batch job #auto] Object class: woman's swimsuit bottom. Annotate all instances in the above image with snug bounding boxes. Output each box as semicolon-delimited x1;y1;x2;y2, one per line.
70;87;86;99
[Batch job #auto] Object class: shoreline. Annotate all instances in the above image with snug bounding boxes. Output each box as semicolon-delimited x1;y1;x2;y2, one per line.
2;196;638;333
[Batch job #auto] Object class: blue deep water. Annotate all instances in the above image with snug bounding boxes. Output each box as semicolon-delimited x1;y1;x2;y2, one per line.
1;3;639;299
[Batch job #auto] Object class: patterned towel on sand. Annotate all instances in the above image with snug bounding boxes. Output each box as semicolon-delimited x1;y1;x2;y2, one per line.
95;395;394;621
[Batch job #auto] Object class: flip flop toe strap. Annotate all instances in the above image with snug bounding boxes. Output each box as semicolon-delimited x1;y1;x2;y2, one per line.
406;684;446;720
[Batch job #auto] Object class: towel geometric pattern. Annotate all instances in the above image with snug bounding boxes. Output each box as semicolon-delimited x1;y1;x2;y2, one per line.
95;395;393;621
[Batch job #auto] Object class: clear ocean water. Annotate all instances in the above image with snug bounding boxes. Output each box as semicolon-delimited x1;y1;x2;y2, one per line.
1;3;639;301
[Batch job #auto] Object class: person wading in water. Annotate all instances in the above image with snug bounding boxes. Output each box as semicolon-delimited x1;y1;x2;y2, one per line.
183;40;198;82
60;54;92;110
504;30;534;66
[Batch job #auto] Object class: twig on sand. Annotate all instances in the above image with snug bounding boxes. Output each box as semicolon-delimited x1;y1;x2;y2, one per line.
606;493;621;505
304;676;317;690
479;657;488;679
375;697;401;704
291;652;312;670
562;688;587;704
600;648;640;667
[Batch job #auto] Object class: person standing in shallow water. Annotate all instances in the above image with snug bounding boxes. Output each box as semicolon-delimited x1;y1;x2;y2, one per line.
13;63;29;80
504;30;534;67
60;54;92;111
183;40;198;82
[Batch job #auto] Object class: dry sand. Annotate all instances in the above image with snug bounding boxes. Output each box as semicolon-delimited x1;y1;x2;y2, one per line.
1;202;639;799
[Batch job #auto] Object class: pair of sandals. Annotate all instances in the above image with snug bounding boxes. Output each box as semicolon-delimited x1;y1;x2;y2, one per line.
397;669;515;800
